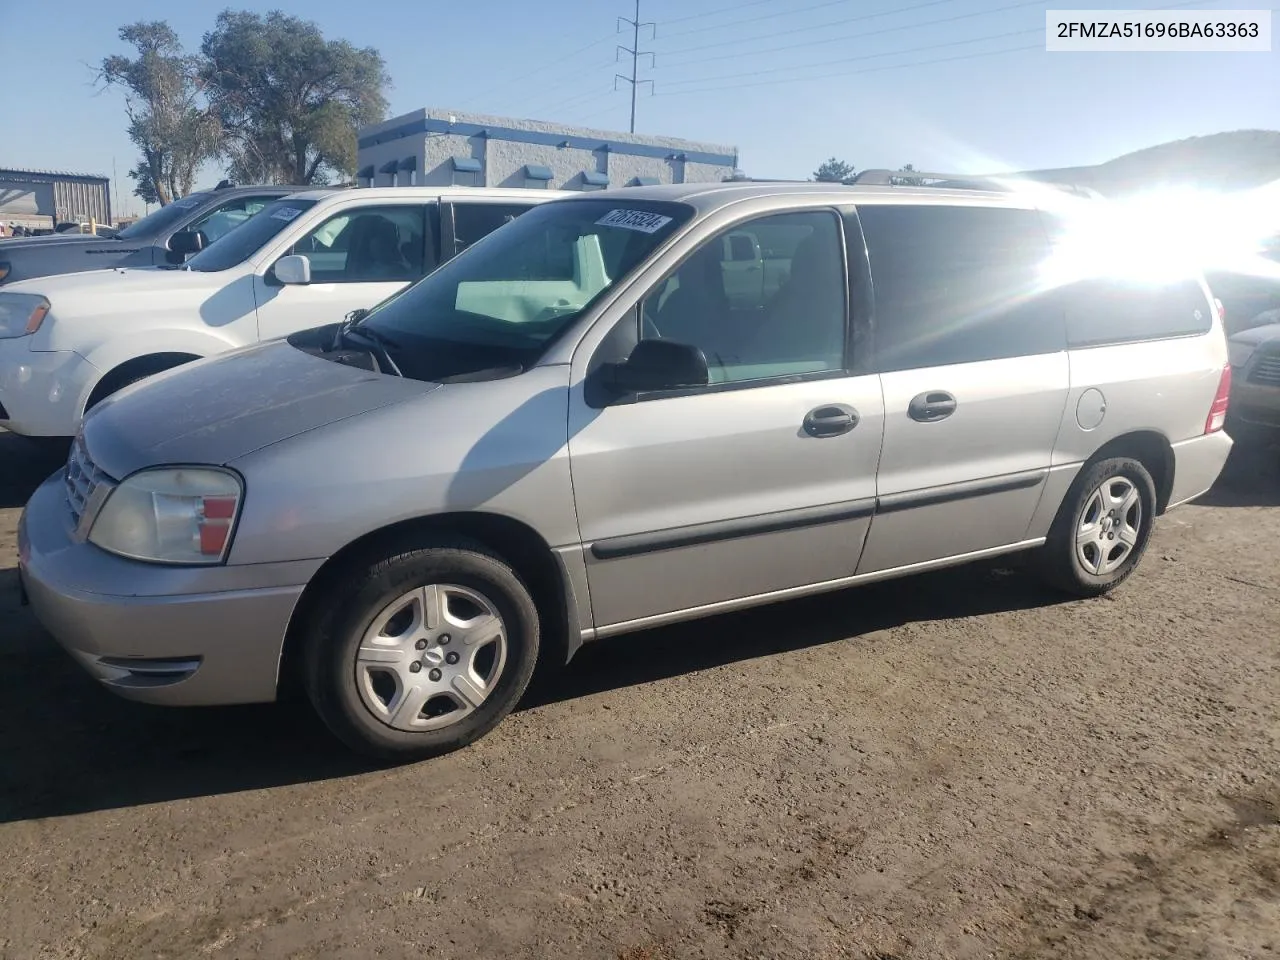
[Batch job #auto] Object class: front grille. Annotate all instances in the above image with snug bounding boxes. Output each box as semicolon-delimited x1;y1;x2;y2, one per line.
1248;346;1280;387
64;435;115;528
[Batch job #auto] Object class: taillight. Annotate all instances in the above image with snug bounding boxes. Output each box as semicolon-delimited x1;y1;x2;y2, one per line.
1205;364;1231;434
1214;298;1225;323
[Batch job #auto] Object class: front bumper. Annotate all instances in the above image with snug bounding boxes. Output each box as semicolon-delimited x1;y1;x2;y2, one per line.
0;339;99;437
18;472;322;706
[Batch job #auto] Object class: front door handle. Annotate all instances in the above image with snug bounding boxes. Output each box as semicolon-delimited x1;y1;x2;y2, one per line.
803;403;859;438
908;391;957;423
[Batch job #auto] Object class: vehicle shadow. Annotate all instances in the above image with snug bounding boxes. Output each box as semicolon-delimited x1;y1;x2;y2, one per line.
0;431;68;509
1194;428;1280;508
0;559;1059;824
524;560;1058;710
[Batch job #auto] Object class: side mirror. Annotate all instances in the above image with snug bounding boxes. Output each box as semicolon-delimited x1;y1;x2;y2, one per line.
168;230;205;259
609;339;709;394
274;254;312;286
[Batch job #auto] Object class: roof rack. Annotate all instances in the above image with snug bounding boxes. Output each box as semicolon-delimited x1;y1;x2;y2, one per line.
720;171;1101;198
850;169;1101;198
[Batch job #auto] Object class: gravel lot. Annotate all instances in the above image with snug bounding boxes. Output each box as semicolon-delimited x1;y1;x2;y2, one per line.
1;427;1278;960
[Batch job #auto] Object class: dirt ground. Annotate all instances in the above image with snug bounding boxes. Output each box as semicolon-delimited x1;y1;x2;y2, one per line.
1;427;1278;960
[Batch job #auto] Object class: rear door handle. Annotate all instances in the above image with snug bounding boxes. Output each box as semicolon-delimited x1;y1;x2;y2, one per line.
803;403;859;438
908;391;957;423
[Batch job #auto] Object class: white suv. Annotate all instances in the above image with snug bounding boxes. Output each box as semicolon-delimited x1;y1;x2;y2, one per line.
0;186;568;438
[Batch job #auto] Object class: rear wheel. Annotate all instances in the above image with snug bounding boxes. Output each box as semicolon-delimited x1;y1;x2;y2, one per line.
302;538;540;762
1039;457;1156;597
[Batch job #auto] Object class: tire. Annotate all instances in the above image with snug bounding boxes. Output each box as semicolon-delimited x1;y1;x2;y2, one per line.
302;537;540;762
1038;457;1157;597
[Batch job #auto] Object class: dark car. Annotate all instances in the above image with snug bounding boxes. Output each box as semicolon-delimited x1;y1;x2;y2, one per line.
0;183;300;287
1206;236;1280;336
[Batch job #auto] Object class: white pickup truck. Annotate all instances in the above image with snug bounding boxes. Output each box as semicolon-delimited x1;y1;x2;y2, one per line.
0;186;568;438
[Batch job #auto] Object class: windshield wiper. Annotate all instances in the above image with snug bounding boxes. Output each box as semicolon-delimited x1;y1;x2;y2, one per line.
332;308;368;349
332;309;403;376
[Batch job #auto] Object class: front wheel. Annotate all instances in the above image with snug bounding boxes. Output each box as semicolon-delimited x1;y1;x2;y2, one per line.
1038;457;1157;597
302;539;540;762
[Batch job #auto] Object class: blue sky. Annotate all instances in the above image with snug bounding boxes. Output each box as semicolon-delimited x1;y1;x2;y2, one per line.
5;0;1277;216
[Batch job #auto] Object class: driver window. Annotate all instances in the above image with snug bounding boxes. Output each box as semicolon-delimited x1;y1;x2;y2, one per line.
287;206;427;284
639;210;847;384
189;195;276;244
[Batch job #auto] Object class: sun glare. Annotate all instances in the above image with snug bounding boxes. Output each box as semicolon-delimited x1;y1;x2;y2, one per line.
1026;178;1280;291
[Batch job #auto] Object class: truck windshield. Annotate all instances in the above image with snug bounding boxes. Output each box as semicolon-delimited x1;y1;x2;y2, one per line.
361;199;692;377
115;193;213;240
185;198;317;273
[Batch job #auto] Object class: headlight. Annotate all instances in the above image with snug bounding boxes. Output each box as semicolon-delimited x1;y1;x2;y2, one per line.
88;467;243;565
0;293;50;338
1227;339;1258;369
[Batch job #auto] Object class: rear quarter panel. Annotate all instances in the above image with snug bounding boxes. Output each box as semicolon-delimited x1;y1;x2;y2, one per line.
1025;329;1228;538
1054;330;1227;467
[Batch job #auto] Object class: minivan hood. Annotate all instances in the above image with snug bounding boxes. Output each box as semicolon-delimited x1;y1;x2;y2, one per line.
82;339;439;476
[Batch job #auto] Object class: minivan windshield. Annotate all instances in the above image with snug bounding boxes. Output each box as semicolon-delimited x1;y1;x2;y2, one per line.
184;198;317;273
115;193;213;240
361;199;692;375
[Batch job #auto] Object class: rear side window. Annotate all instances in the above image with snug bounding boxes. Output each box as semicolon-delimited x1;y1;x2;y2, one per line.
1061;278;1212;347
1039;213;1213;347
858;204;1064;372
450;202;535;256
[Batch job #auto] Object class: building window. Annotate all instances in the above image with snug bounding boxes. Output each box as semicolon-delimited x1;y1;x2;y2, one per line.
579;171;609;191
451;156;482;188
627;176;660;187
524;164;554;189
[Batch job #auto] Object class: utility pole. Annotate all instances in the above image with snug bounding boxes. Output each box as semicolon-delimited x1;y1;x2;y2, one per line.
615;0;655;133
112;157;120;225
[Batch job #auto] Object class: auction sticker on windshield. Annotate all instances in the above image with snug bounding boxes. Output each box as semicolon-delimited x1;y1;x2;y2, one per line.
271;207;304;222
596;209;674;233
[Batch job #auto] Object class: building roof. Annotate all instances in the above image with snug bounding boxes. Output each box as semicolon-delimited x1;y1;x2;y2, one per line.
359;108;738;168
0;167;109;182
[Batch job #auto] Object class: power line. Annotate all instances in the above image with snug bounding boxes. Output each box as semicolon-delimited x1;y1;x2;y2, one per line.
660;27;1041;88
535;87;619;119
656;42;1043;96
615;0;656;132
661;0;785;26
505;57;620;114
652;0;1236;97
658;0;1014;61
659;0;921;40
456;31;617;109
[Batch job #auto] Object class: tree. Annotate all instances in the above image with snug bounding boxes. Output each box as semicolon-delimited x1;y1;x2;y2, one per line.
200;10;390;185
813;157;855;183
98;22;219;205
894;163;926;186
128;161;162;205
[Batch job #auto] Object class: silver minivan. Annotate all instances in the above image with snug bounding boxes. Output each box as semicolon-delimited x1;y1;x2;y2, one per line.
18;178;1234;761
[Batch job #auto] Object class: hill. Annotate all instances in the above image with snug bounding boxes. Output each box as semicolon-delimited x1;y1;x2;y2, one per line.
1017;130;1280;195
